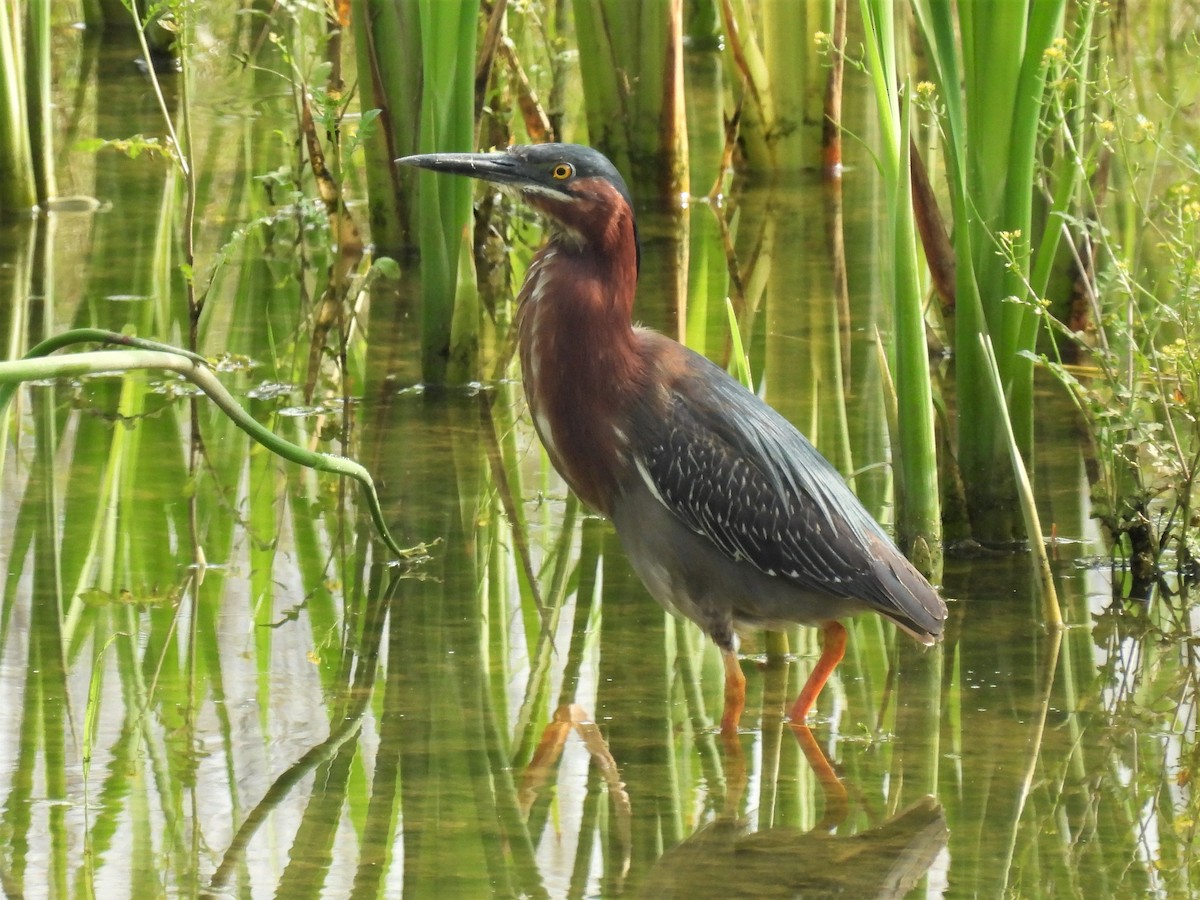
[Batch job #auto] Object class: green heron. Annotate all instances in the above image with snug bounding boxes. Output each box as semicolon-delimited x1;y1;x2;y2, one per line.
398;143;946;735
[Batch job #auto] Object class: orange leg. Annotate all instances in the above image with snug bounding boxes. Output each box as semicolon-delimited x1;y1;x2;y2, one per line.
719;647;748;810
788;621;847;723
519;704;582;816
719;647;746;737
789;723;849;829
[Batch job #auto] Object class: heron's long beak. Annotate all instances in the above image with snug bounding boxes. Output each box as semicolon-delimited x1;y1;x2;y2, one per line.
396;151;522;186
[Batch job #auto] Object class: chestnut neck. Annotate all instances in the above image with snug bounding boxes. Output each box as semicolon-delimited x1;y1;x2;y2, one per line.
516;198;643;513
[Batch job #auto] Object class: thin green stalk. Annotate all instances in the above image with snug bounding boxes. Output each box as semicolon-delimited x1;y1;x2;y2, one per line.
82;633;126;826
725;297;752;388
127;0;200;339
27;0;54;202
994;1;1068;457
0;0;36;212
0;220;34;484
859;0;941;574
977;333;1061;625
999;628;1064;893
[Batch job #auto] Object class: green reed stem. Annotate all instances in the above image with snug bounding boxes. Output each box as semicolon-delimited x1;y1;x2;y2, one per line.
574;0;686;191
0;0;37;213
354;0;479;382
913;0;1066;542
977;333;1061;625
860;0;942;576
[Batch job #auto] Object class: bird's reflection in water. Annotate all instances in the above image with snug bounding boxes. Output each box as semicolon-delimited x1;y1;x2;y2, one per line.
683;723;945;898
522;707;946;898
637;793;947;899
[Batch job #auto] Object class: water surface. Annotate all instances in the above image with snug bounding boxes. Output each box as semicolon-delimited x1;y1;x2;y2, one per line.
0;18;1192;900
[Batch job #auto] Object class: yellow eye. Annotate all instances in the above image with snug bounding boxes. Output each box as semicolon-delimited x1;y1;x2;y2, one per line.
552;163;574;180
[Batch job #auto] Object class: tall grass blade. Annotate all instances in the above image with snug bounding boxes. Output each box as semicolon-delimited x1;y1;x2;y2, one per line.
574;0;687;193
859;0;941;574
912;0;1068;542
0;0;36;213
977;334;1061;624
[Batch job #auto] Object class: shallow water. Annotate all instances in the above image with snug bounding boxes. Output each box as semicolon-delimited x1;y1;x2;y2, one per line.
1;15;1196;900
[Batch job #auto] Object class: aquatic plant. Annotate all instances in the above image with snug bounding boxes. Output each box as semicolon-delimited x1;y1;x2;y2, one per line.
1020;36;1200;595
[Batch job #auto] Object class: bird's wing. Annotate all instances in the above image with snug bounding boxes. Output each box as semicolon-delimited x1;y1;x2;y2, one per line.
627;343;944;637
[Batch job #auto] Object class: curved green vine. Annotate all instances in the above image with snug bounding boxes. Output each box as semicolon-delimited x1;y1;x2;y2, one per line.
0;329;412;560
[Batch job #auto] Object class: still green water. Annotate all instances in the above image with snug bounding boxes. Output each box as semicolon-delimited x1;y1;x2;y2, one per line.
0;18;1195;900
